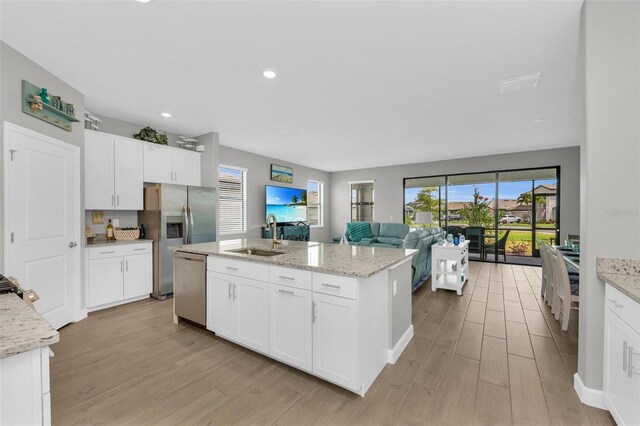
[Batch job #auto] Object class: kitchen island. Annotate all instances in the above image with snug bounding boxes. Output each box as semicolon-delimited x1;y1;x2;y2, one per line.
175;238;416;396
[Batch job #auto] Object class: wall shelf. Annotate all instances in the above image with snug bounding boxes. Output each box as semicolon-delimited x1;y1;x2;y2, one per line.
22;80;80;131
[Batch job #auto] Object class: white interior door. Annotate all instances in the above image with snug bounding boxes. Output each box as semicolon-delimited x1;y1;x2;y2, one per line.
4;122;80;329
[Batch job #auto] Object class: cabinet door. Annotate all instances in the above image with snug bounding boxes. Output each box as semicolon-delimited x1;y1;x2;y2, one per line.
269;284;312;371
313;292;358;390
89;257;124;307
143;144;173;184
84;131;114;210
605;310;640;426
123;253;152;299
207;272;235;339
235;278;269;354
114;138;143;210
172;150;201;186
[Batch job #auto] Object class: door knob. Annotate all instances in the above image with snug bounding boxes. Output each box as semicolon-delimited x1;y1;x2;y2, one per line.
69;241;78;248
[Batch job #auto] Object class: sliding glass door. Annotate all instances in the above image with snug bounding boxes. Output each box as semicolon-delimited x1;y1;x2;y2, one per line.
404;167;560;266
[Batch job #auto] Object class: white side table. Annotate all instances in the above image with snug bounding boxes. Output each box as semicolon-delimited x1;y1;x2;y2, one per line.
431;240;469;296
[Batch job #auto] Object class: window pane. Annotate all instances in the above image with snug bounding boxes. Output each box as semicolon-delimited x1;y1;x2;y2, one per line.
405;176;445;229
218;166;245;234
351;182;374;222
307;180;322;227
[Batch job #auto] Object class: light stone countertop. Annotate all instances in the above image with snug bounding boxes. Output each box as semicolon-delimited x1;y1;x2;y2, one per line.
176;238;417;278
597;257;640;303
86;239;153;248
0;294;59;359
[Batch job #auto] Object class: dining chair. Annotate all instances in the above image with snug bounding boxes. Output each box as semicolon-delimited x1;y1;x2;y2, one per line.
540;243;557;313
483;229;511;261
550;247;579;331
539;241;551;299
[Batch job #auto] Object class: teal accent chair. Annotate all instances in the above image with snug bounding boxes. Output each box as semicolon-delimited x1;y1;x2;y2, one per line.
403;227;445;290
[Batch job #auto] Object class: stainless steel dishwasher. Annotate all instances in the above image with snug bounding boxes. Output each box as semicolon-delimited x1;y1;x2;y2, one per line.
174;251;207;326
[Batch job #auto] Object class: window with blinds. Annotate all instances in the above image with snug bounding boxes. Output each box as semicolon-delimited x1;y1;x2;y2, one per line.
307;180;323;227
351;181;374;222
218;166;246;234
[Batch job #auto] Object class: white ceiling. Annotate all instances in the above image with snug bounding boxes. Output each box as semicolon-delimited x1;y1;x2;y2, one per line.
0;0;583;172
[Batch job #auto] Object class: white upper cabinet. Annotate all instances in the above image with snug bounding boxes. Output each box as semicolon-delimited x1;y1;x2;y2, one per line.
85;130;143;210
143;143;201;186
85;131;115;210
172;149;201;186
114;137;143;210
143;143;173;184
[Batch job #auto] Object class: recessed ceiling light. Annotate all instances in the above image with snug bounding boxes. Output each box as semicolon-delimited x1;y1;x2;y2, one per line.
136;0;151;3
534;119;545;124
161;112;172;118
262;69;277;79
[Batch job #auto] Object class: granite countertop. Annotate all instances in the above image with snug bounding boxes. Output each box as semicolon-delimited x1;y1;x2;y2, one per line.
86;239;154;248
176;238;417;278
597;257;640;303
0;294;59;359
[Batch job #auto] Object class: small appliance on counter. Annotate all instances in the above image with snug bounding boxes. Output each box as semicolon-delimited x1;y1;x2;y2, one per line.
139;184;216;300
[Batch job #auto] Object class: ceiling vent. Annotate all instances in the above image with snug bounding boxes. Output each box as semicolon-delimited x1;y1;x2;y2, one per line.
500;72;541;94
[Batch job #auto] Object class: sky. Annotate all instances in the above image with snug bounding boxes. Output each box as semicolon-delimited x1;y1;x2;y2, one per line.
405;179;556;204
266;185;307;205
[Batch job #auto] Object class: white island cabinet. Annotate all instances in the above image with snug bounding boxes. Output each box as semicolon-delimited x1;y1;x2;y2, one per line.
201;245;413;397
603;283;640;426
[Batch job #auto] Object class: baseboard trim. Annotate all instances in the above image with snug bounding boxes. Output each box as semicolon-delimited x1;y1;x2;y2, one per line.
573;373;607;410
387;325;413;364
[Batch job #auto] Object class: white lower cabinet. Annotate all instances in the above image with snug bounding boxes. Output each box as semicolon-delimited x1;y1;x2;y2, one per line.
312;292;358;390
269;283;313;372
0;347;52;426
86;243;153;310
207;272;269;354
603;284;640;426
205;256;395;395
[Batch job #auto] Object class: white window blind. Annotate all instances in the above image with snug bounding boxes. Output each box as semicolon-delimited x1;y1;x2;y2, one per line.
351;181;374;222
218;166;246;234
307;180;323;227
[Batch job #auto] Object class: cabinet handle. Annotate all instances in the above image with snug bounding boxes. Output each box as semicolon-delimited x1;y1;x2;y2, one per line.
117;195;120;206
608;298;624;309
278;289;294;295
226;266;238;271
133;248;146;251
321;283;341;289
100;251;116;255
624;340;628;372
111;194;115;207
278;276;294;281
312;301;317;322
228;282;232;299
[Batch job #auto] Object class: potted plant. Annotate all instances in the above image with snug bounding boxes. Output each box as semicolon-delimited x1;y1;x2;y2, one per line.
133;126;168;145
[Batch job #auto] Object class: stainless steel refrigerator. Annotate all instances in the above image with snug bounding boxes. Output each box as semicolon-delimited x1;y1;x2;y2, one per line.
139;184;216;300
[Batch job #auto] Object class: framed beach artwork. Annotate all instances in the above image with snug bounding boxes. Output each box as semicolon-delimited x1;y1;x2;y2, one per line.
271;164;293;184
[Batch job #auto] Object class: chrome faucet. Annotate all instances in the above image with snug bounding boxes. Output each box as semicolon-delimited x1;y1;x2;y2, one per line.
265;214;282;245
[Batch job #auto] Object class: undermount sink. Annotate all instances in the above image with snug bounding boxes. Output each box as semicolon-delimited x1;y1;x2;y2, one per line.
227;247;285;257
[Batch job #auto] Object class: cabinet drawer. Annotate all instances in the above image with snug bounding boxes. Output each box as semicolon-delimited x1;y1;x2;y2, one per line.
121;243;152;256
269;266;312;291
88;246;126;260
208;256;269;282
606;284;640;331
313;272;358;300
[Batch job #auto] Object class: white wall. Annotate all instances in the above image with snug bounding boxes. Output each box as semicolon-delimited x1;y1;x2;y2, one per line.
330;147;580;239
219;146;332;242
578;0;640;393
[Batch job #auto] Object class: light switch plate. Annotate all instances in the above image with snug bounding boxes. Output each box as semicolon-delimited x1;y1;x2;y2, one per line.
112;219;120;227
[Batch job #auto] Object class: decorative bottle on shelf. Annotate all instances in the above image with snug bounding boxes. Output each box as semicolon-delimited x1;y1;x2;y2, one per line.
139;224;145;239
39;88;50;104
106;219;114;241
459;234;465;243
446;233;454;244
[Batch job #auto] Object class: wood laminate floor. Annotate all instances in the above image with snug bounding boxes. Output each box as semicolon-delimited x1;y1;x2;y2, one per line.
51;262;614;425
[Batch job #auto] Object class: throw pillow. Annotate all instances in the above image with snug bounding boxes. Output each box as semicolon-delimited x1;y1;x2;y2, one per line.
347;222;373;242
